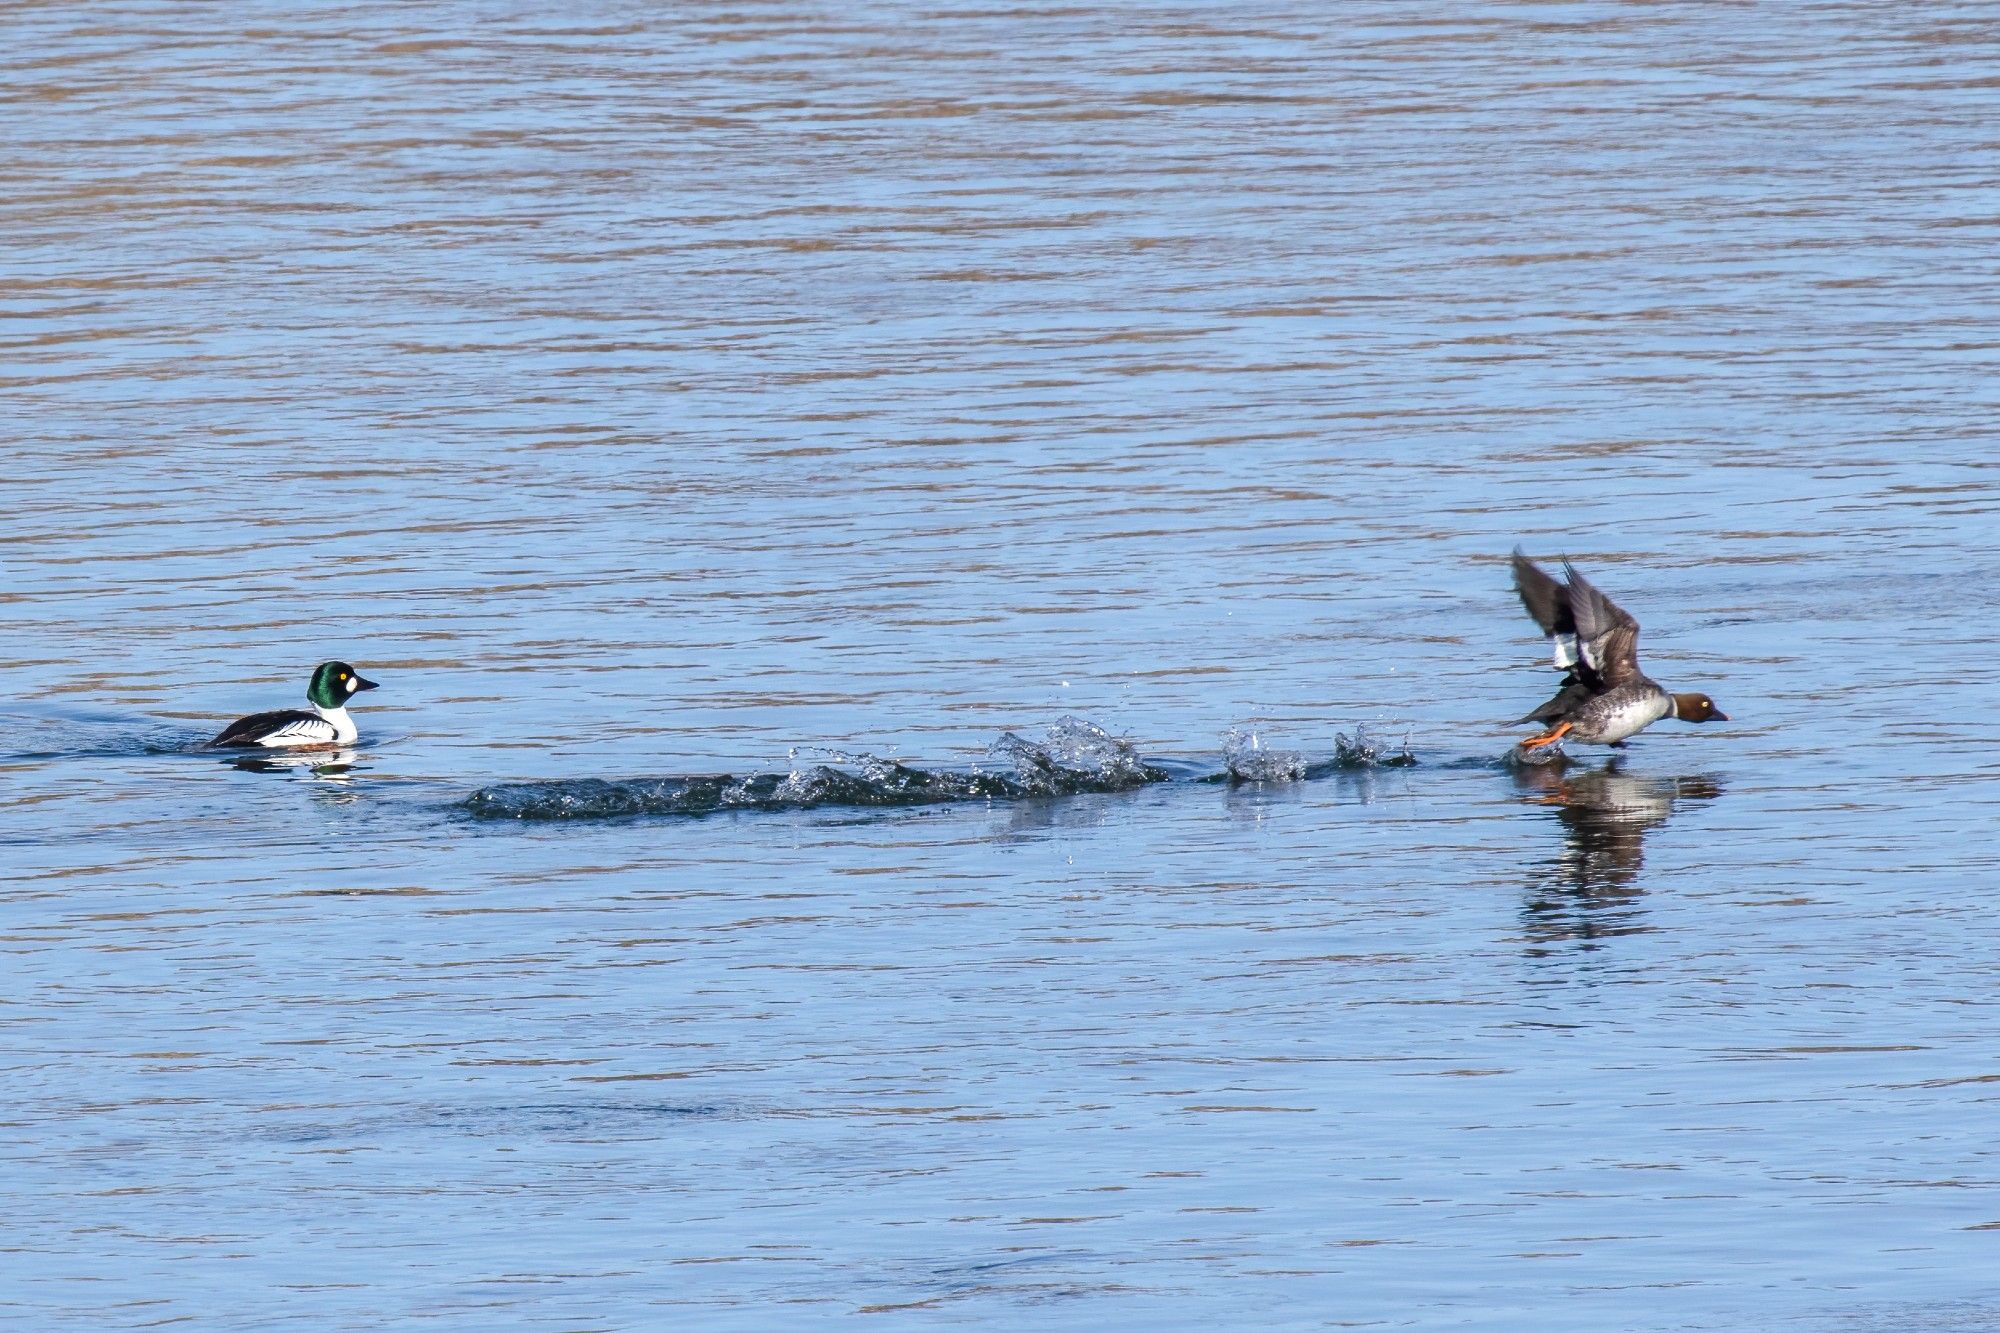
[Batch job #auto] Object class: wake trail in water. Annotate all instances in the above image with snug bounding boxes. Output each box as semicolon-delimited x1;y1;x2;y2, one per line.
462;716;1170;822
462;717;1436;822
0;706;207;761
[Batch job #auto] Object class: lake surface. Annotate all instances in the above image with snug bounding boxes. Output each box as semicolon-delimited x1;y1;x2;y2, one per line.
8;1;2000;1326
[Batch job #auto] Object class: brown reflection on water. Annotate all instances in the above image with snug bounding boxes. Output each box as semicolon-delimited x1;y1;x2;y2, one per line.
1513;760;1723;953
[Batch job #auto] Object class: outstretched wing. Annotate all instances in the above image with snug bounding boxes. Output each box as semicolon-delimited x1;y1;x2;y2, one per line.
208;709;334;748
1561;560;1643;687
1512;549;1579;669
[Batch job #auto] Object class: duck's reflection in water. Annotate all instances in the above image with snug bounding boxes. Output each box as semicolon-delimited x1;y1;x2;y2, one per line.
225;747;359;781
1513;759;1722;953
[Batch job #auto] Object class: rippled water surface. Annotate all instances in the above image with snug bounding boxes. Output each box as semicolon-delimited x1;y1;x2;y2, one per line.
9;2;2000;1327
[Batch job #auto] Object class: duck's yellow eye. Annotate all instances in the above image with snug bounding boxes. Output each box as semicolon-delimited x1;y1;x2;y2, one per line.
339;672;348;680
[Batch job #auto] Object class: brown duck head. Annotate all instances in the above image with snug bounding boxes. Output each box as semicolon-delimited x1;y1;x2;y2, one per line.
1670;692;1729;723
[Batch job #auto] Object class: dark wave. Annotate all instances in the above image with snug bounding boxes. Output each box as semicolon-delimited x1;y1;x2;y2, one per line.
463;717;1171;822
463;717;1430;821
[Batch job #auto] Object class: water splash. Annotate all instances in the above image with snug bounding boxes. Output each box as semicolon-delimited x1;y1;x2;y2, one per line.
1221;727;1309;782
1213;722;1416;783
1330;723;1415;770
987;716;1164;794
1506;739;1569;768
462;716;1168;821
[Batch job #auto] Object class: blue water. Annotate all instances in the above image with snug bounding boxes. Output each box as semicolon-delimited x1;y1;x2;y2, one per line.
8;2;2000;1326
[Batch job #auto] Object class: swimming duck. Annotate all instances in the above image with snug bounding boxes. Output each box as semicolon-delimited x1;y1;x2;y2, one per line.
1510;550;1726;750
208;661;379;749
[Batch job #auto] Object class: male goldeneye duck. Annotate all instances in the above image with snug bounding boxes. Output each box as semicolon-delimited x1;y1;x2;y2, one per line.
1510;550;1727;751
207;661;379;749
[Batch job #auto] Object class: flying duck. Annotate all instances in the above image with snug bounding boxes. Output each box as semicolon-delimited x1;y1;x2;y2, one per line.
1510;550;1726;750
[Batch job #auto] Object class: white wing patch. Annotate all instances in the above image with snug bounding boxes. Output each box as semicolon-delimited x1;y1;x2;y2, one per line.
257;717;338;747
1551;634;1578;670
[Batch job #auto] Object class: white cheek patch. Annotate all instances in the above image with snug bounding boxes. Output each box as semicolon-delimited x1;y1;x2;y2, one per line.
345;678;358;693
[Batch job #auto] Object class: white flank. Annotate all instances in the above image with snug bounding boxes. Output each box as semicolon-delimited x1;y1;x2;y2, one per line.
256;705;356;748
1595;691;1674;743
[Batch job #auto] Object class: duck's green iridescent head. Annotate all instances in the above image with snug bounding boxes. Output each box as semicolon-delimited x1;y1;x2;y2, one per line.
307;661;379;710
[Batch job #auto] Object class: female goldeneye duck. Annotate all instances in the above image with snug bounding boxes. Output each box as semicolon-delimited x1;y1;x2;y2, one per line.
1510;550;1728;751
207;661;380;749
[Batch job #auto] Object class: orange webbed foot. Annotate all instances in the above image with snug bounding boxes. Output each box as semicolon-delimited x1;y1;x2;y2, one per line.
1518;721;1574;751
